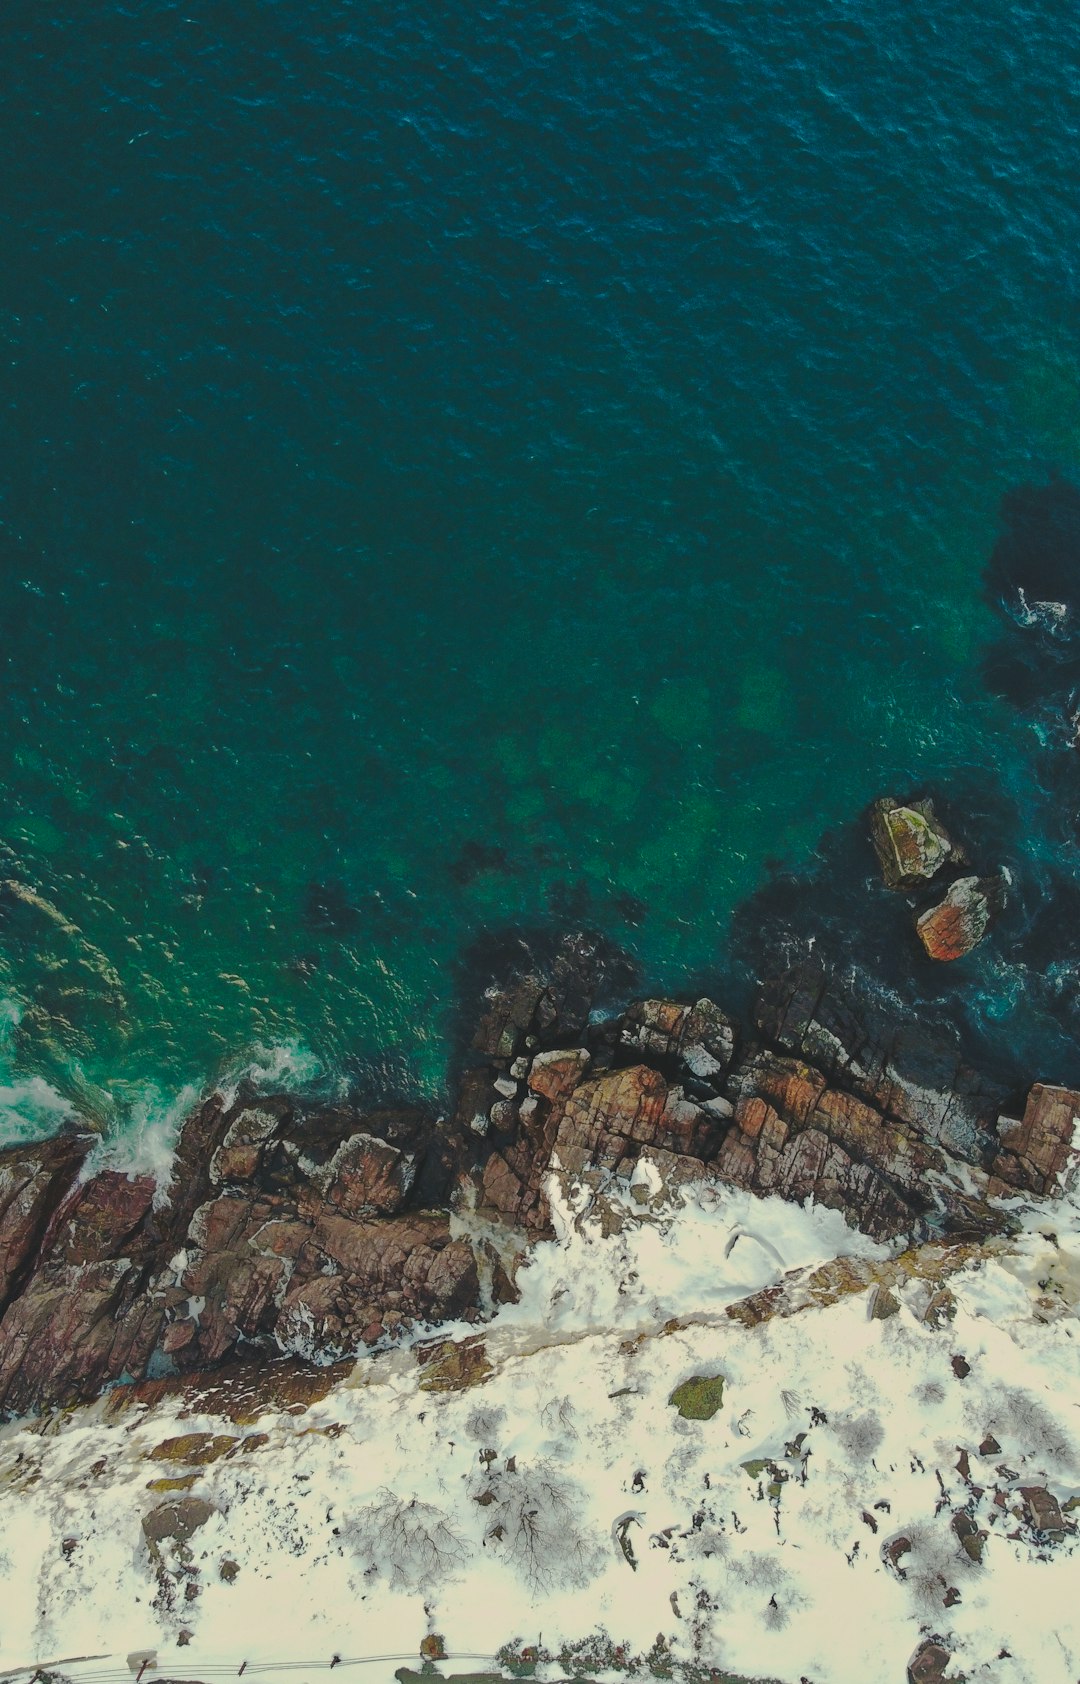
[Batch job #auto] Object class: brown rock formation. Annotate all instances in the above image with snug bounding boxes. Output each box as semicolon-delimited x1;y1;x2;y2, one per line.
0;1089;481;1416
0;948;1075;1419
619;997;735;1081
916;875;1002;961
989;1083;1080;1197
0;1132;90;1313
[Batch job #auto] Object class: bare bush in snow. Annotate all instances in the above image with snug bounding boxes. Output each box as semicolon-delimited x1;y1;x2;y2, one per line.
539;1394;578;1439
708;1548;799;1625
339;1489;468;1591
762;1594;790;1631
464;1403;505;1444
831;1410;884;1464
730;1549;788;1595
473;1457;598;1591
672;1524;728;1564
900;1520;978;1615
985;1388;1077;1471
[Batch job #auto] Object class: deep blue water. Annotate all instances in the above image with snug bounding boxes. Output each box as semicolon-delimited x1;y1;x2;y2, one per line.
3;1;1080;1142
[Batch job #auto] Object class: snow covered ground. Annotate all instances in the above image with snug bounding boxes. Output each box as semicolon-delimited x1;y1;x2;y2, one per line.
0;1170;1077;1684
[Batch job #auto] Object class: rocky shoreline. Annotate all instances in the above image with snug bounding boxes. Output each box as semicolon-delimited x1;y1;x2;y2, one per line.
1;887;1078;1418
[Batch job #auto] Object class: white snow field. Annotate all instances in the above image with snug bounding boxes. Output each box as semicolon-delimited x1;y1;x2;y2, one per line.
0;1170;1077;1684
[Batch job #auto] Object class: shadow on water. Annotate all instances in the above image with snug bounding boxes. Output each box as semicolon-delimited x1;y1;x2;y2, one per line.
448;922;642;1068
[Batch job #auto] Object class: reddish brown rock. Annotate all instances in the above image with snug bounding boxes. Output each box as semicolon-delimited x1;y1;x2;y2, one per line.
309;1131;415;1218
0;1133;90;1312
0;1143;167;1414
991;1083;1080;1197
557;1066;712;1163
907;1637;957;1684
0;949;1063;1419
527;1047;591;1104
755;962;1002;1163
1019;1485;1065;1541
209;1106;282;1184
163;1092;239;1231
916;875;997;961
49;1170;158;1264
275;1275;349;1355
720;1050;935;1238
0;1258;166;1415
620;997;734;1082
182;1244;288;1364
480;1152;525;1221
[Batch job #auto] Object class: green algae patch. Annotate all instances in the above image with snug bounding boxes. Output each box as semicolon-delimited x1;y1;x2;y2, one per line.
668;1374;725;1420
416;1334;492;1393
149;1432;238;1465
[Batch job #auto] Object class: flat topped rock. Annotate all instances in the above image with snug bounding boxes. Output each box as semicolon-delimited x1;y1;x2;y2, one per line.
916;875;998;961
870;796;962;890
992;1082;1080;1197
669;1373;725;1419
907;1638;959;1684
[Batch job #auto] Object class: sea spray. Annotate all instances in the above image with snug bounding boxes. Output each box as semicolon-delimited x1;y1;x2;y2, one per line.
0;996;77;1144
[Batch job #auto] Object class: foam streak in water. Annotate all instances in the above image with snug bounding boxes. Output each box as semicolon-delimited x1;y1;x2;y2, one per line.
0;997;77;1146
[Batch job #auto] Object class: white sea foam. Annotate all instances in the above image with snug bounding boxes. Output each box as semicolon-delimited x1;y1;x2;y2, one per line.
1015;585;1071;634
0;995;78;1145
219;1037;327;1106
90;1042;333;1194
86;1079;203;1200
0;1073;76;1144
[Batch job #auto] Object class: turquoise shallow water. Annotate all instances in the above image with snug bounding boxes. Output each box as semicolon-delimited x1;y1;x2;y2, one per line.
3;2;1080;1137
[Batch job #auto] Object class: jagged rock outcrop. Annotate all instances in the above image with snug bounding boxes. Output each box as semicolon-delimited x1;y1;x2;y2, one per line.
870;797;964;890
619;996;735;1081
477;1059;723;1234
0;1092;481;1416
0;1131;91;1313
0;947;1077;1418
989;1082;1080;1198
916;873;1003;962
754;963;1001;1161
0;1163;167;1417
868;793;1008;962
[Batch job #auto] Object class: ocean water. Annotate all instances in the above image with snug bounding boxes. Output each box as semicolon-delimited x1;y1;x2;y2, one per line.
3;1;1080;1140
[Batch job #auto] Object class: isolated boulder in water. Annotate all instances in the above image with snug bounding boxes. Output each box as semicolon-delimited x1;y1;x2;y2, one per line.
870;797;961;890
916;875;1000;961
